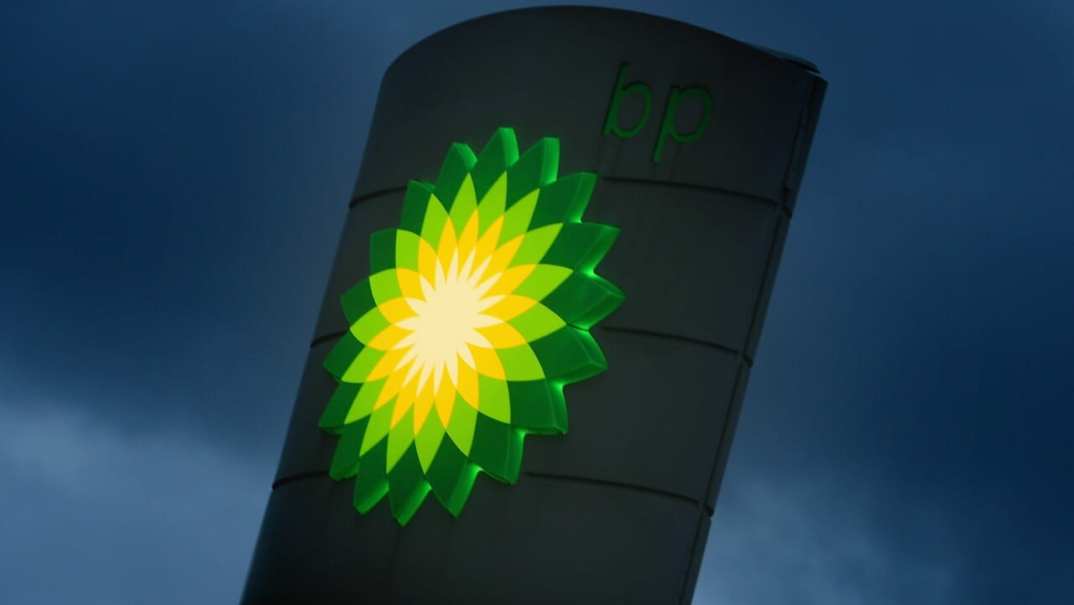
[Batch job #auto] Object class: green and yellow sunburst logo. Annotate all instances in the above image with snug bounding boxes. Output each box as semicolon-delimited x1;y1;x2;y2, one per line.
319;127;623;525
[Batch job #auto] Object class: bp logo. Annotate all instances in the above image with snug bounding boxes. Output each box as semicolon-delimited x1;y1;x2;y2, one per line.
319;127;623;525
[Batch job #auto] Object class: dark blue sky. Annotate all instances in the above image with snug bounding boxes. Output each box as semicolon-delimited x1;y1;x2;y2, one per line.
3;1;1072;603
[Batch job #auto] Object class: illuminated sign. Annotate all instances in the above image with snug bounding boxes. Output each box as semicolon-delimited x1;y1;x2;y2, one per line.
319;128;624;525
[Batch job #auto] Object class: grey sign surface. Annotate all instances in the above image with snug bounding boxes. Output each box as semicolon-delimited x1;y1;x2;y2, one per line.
244;7;824;603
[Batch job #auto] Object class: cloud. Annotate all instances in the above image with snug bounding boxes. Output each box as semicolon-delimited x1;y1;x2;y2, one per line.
694;470;962;604
0;400;267;605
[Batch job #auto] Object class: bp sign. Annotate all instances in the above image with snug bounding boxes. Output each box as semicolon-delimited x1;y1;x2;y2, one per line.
319;128;623;524
244;7;824;603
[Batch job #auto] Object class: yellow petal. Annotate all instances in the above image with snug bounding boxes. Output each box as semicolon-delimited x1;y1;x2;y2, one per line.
394;268;424;300
485;264;536;297
456;362;479;408
366;324;410;351
483;235;523;281
378;298;416;324
474;216;504;264
482;294;537;322
456;212;479;262
469;345;506;379
477;322;527;349
375;368;406;408
434;376;456;426
418;237;439;282
390;380;418;428
437;218;458;269
367;348;406;382
412;380;436;432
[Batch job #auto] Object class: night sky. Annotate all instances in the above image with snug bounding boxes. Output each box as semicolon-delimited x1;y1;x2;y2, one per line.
3;1;1073;603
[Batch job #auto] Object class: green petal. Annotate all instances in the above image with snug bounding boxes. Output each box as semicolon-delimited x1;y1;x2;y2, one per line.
448;174;478;233
387;447;430;526
360;402;393;455
434;142;478;208
508;380;567;434
353;440;389;514
368;229;396;275
511;223;562;266
507;137;558;207
369;269;402;304
477;172;507;234
399;181;437;234
395;229;421;271
471;127;519;203
477;374;510;423
386;409;416;472
426;439;477;517
415;416;446;472
344;380;383;424
509;302;566;342
349;307;389;345
340;278;376;325
445;395;477;455
540;222;619;272
530;172;596;228
496;343;545;381
341;345;384;383
512;264;571;302
319;382;360;431
469;416;522;484
329;419;367;479
500;188;539;244
323;332;362;380
541;272;625;328
529;326;608;383
419;192;450;250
